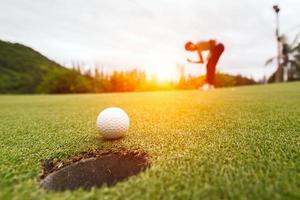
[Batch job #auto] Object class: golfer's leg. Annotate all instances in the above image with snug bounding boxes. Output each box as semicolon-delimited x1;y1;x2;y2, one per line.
206;61;215;85
206;44;224;85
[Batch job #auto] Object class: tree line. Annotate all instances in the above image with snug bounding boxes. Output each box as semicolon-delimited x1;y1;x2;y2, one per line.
36;66;257;94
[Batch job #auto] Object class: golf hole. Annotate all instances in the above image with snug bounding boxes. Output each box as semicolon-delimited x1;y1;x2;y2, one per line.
40;150;150;191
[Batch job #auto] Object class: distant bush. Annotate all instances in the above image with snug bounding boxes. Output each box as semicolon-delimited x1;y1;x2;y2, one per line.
179;73;256;89
36;68;93;94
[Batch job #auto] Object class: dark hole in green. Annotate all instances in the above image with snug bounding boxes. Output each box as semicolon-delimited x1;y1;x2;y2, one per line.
41;151;150;191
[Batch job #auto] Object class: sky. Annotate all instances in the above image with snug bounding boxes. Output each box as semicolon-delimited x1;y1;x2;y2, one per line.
1;0;300;80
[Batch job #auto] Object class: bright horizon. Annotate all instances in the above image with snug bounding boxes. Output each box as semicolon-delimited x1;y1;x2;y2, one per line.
1;0;300;81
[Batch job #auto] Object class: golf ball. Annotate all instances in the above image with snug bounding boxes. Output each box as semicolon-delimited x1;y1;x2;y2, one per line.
96;107;129;139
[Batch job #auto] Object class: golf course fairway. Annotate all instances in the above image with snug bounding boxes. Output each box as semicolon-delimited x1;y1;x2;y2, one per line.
0;82;299;199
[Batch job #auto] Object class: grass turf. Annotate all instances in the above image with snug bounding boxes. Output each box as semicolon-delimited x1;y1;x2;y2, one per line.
0;82;299;199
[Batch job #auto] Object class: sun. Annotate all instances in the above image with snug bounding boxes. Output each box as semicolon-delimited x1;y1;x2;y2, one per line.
145;61;178;82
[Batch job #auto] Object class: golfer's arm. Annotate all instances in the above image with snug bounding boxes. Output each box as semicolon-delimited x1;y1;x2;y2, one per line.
196;41;211;63
197;51;204;63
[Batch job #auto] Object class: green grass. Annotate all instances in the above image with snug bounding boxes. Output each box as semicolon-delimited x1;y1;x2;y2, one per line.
0;82;299;200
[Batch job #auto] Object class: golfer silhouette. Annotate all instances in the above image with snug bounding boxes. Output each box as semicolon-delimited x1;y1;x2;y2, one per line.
185;39;224;90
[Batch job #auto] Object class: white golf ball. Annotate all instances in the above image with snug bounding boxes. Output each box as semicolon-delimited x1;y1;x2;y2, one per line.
96;107;129;139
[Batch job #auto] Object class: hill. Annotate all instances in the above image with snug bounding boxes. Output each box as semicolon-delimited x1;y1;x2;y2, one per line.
0;40;65;93
0;40;94;94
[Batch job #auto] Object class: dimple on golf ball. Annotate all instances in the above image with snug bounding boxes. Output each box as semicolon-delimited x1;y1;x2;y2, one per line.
96;107;129;139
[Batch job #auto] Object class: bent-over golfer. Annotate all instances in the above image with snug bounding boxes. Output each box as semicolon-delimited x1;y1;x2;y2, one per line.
185;39;224;90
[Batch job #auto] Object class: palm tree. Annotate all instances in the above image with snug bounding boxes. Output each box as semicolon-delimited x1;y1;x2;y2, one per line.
265;33;300;82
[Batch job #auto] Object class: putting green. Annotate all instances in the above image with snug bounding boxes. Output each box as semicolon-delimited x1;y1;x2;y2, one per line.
0;82;299;199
